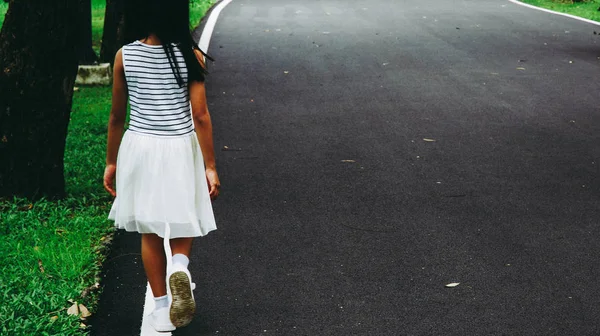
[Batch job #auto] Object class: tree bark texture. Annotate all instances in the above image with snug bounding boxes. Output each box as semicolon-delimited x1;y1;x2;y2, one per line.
0;0;80;199
100;0;125;64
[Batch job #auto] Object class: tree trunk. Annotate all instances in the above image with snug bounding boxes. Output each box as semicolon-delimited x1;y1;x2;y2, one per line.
100;0;126;64
0;0;80;199
78;0;99;64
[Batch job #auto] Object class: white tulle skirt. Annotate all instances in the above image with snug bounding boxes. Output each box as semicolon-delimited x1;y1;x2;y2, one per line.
108;130;217;238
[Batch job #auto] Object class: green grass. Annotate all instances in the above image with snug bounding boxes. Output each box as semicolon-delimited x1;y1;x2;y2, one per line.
0;87;115;335
92;0;106;55
0;2;7;28
520;0;600;22
1;1;213;334
190;0;215;28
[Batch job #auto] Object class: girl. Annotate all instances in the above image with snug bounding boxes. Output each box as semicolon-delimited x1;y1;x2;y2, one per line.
103;0;219;332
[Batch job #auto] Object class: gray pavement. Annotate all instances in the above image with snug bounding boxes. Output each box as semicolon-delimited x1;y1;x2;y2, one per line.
92;1;600;335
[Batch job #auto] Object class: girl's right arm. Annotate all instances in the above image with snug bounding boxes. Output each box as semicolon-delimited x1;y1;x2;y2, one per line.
104;49;128;197
190;49;220;200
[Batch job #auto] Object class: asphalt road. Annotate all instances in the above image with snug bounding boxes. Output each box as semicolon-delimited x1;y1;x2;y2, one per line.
91;1;600;335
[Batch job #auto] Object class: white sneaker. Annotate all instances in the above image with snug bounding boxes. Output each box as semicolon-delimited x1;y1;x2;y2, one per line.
149;307;176;332
168;264;196;328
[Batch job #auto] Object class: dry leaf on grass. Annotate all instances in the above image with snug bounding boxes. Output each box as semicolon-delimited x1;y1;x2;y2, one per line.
67;302;79;316
79;304;92;318
67;302;92;318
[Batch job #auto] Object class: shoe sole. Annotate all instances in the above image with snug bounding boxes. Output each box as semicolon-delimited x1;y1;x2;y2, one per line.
169;271;195;328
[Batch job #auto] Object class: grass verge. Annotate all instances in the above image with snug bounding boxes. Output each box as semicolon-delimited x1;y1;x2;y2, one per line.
519;0;600;22
1;0;213;334
0;2;7;28
0;87;114;335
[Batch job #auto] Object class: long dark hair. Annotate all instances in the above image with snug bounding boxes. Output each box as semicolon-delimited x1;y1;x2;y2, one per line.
124;0;213;87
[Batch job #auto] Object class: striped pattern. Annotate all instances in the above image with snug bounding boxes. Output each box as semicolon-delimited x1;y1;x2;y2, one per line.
123;40;193;137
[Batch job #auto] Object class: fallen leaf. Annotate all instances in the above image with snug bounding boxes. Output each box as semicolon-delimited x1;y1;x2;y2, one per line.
17;203;33;211
222;146;242;152
80;323;87;329
341;160;356;163
67;302;79;316
78;304;91;318
423;138;436;142
445;282;460;288
38;259;45;273
50;316;59;322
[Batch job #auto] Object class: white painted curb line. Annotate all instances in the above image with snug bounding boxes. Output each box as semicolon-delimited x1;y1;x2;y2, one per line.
508;0;600;27
139;1;233;334
199;0;234;53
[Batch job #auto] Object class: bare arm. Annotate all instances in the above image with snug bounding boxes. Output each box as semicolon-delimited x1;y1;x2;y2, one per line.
190;49;220;200
104;49;128;196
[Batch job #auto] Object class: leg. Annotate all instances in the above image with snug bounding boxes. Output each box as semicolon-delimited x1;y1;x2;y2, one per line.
141;233;167;297
170;237;194;257
143;234;176;332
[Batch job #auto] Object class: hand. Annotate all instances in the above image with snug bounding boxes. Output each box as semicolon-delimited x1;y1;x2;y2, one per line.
103;164;117;197
205;168;220;200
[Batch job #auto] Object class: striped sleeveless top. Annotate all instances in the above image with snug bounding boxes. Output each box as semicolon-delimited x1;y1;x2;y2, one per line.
122;40;194;137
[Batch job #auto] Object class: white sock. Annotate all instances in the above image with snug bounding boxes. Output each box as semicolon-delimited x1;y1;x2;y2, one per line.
154;295;168;309
172;254;189;268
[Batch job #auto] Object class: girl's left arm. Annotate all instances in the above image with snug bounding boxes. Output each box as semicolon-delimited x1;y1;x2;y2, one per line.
104;49;128;197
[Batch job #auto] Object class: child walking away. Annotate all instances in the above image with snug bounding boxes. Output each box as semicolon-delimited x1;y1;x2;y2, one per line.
103;0;220;332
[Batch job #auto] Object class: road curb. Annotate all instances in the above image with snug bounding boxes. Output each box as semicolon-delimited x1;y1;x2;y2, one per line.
192;0;227;49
